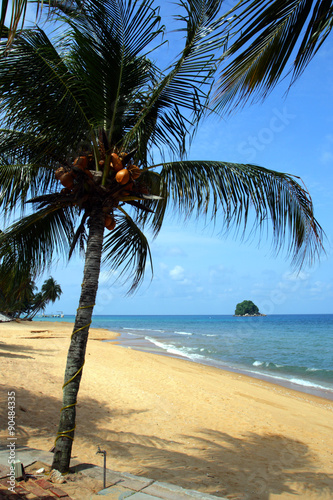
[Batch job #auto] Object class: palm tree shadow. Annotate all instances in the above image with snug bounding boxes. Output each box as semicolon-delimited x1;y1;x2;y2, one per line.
181;428;333;499
0;341;55;359
1;387;332;499
87;427;333;499
0;384;146;448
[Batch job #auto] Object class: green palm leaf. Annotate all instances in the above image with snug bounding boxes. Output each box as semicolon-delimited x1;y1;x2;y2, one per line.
140;160;324;268
0;147;56;212
103;210;152;293
41;276;62;302
48;0;164;152
0;206;75;276
213;0;333;111
0;0;27;47
122;0;230;158
0;26;97;160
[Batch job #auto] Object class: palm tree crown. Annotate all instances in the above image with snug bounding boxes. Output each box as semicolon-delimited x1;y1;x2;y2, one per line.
0;0;324;274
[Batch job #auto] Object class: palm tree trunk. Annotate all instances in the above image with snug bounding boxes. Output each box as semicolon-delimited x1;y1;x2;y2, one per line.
52;210;105;473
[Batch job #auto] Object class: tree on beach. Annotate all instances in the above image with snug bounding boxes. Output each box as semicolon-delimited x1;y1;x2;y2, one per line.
0;265;36;317
0;0;325;473
26;276;63;319
0;259;62;318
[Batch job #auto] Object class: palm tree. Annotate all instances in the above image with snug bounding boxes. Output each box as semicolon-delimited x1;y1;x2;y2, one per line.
0;265;37;317
213;0;333;110
0;0;324;473
25;276;62;319
41;276;62;303
0;252;62;318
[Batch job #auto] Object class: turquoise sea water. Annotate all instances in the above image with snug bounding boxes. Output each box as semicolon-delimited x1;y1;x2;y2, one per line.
37;314;333;399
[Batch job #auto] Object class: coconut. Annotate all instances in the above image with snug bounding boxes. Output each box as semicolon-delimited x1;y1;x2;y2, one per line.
105;214;116;230
55;167;65;180
115;169;130;185
59;172;74;189
73;156;88;170
110;153;123;172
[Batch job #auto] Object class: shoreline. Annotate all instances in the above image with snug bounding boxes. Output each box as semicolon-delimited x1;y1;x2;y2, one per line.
1;320;333;499
107;329;333;402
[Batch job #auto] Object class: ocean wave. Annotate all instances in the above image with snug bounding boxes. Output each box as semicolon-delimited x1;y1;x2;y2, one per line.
246;368;333;392
145;336;207;361
251;360;333;376
174;331;193;335
252;360;284;369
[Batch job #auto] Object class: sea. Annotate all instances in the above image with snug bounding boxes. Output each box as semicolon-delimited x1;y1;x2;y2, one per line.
37;314;333;400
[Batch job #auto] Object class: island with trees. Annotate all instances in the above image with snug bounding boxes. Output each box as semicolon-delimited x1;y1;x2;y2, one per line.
234;300;266;317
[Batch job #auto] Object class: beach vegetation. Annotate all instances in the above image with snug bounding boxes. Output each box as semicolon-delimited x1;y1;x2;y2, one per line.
0;0;325;472
0;263;62;319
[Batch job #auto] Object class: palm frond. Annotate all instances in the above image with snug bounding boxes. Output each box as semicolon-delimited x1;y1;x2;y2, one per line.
122;0;230;159
213;0;333;111
0;26;95;156
141;160;324;268
0;0;27;47
102;210;152;293
68;211;88;260
0;152;57;214
48;0;164;149
0;206;75;276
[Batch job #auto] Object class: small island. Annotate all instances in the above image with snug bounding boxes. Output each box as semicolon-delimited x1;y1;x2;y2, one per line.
234;300;266;317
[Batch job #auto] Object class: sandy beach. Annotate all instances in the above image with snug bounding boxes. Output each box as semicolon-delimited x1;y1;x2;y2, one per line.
0;320;333;499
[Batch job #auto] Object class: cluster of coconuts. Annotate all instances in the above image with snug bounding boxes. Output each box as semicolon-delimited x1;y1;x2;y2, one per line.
55;156;93;190
55;152;142;231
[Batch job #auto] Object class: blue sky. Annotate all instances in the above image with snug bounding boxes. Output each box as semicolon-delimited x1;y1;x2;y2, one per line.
4;2;333;315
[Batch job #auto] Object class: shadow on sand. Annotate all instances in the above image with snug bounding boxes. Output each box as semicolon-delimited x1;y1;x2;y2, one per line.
0;384;332;499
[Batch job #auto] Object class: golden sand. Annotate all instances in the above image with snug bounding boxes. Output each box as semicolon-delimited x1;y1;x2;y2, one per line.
0;320;332;499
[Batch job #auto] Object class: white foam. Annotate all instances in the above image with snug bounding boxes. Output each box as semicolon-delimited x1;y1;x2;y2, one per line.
175;331;193;335
289;378;330;390
145;337;189;357
247;368;332;392
145;336;207;361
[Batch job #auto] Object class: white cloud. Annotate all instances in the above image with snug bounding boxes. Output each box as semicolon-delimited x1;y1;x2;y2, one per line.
282;271;310;282
169;265;185;281
308;281;332;295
